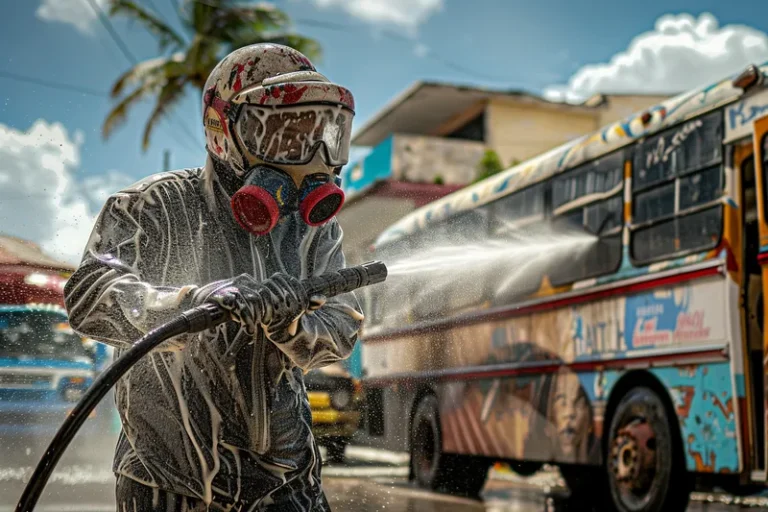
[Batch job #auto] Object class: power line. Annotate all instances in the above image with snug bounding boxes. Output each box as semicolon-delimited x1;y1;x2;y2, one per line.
187;0;519;84
0;71;108;97
168;0;186;29
142;0;189;44
85;0;201;151
143;0;162;15
85;0;140;65
291;17;517;84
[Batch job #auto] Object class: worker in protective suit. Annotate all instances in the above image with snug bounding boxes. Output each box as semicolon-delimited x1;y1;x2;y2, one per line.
64;43;362;511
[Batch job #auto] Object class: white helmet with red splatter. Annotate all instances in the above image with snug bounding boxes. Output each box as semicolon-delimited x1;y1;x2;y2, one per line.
202;43;355;175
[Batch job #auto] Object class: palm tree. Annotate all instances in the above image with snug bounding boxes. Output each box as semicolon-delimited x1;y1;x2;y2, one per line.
103;0;321;151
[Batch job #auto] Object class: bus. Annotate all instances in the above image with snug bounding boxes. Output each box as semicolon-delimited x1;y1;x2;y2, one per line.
358;62;768;510
0;268;117;462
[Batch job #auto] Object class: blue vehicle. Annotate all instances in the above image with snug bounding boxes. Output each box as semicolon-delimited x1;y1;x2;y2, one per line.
0;304;113;448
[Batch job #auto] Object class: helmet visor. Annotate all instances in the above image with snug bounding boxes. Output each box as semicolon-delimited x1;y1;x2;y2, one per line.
235;103;353;167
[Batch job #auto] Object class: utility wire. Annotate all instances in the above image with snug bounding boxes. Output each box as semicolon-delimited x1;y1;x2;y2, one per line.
168;0;187;30
291;17;517;84
143;0;162;15
85;0;139;65
142;0;190;44
85;0;201;152
188;0;519;84
0;71;107;97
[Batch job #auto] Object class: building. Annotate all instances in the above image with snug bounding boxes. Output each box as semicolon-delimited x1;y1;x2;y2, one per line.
337;82;669;266
0;235;74;306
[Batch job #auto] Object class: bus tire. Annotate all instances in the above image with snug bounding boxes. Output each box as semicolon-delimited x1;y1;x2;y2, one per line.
409;394;488;498
604;386;691;512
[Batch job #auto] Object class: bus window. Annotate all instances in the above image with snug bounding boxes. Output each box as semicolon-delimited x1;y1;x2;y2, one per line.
410;208;491;320
0;309;93;364
490;183;544;234
763;133;768;221
631;110;724;264
369;238;412;328
488;184;546;300
445;208;491;312
552;152;623;209
549;150;625;286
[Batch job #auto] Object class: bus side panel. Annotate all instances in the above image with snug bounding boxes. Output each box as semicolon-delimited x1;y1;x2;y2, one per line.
364;272;735;468
435;371;593;463
595;363;740;474
434;362;741;474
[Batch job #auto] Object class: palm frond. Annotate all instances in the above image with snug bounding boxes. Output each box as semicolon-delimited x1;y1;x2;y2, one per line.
142;78;189;151
102;84;157;139
183;35;221;88
110;54;185;97
109;0;185;52
202;3;287;39
101;0;323;152
189;0;225;34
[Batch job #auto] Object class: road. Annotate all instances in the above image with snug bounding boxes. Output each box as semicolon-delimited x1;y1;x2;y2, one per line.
1;443;767;511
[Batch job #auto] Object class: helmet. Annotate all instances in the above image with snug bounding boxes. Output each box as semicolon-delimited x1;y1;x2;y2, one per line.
202;43;356;175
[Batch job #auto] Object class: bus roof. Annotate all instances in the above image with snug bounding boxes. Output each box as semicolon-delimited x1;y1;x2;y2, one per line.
373;62;768;249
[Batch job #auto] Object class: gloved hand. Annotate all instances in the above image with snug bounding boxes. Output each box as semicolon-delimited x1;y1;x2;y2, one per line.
204;273;326;340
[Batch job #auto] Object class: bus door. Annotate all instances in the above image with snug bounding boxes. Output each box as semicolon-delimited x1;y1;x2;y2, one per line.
752;114;768;477
733;136;764;475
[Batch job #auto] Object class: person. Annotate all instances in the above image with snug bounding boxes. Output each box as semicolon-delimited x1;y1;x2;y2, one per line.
64;43;363;511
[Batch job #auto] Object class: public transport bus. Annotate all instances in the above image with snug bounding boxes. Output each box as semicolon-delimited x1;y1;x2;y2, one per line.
359;62;768;510
0;267;116;459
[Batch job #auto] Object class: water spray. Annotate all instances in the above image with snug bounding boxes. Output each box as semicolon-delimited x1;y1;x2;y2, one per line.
16;261;388;512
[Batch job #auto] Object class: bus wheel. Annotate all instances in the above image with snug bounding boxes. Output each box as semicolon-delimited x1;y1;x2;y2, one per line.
410;394;488;498
605;386;690;512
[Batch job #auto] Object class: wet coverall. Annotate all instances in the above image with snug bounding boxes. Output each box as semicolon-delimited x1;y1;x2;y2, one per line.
63;163;363;511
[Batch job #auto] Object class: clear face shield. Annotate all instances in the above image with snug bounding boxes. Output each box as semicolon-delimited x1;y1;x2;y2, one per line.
234;103;354;167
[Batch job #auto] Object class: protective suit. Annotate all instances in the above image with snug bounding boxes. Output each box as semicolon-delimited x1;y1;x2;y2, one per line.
64;44;362;511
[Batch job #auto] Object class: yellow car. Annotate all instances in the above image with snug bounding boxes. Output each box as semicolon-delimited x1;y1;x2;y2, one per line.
305;362;362;462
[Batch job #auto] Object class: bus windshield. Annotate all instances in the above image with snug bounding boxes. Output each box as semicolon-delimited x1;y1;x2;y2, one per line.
0;310;92;363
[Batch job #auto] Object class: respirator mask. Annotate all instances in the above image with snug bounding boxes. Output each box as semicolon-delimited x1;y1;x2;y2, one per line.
228;102;354;236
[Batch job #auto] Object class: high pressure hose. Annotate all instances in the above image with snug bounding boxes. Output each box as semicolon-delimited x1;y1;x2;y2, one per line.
16;261;387;512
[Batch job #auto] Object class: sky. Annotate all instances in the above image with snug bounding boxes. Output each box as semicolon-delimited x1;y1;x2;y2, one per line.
1;0;768;264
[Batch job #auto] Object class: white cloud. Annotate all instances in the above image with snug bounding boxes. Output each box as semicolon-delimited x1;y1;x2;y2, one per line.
36;0;109;35
544;13;768;103
0;120;133;265
310;0;443;32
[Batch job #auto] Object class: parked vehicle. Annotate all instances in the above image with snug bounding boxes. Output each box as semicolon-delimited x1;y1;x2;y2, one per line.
305;362;362;462
361;63;768;508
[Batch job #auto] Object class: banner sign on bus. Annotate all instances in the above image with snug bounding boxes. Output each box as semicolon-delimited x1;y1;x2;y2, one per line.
724;89;768;143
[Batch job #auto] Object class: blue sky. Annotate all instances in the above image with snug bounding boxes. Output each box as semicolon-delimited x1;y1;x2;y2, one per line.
1;0;768;262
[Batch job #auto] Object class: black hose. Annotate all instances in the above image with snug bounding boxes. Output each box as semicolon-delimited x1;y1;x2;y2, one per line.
16;261;386;511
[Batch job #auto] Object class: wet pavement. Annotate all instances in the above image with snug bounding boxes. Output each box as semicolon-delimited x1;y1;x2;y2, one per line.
1;442;767;511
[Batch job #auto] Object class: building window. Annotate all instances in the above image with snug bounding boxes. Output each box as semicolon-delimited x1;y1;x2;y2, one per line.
445;110;485;142
630;110;724;264
549;150;625;286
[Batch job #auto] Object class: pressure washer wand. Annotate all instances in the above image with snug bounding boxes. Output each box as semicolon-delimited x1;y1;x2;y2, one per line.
16;261;387;512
